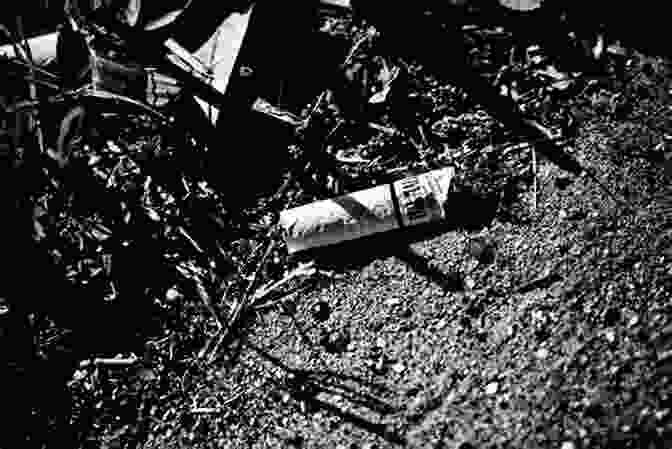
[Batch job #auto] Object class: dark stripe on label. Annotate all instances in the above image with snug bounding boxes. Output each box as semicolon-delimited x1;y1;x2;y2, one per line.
389;182;405;228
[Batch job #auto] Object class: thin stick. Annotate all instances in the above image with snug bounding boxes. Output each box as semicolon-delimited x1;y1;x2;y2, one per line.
368;122;398;135
418;124;429;149
305;26;373;123
253;283;314;311
206;236;278;362
189;388;245;414
251;262;317;306
581;165;624;207
243;237;277;300
16;16;45;154
79;356;139;368
195;280;224;330
531;146;538;212
178;226;205;253
9;60;61;81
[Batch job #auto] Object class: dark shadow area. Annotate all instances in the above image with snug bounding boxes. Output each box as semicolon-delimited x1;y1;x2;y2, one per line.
249;341;393;397
248;342;405;446
395;246;464;293
301;396;405;446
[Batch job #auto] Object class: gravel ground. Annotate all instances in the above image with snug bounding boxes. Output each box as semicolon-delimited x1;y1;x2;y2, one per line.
146;88;672;449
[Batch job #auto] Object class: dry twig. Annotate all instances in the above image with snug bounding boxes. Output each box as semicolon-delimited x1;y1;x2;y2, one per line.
531;146;538;211
203;230;279;361
79;355;139;368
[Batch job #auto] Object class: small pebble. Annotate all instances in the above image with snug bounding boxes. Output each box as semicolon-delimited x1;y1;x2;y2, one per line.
165;288;181;302
391;362;405;374
604;329;616;343
536;348;550;359
420;288;434;300
655;409;670;420
372;357;386;374
485;382;499;395
560;441;576;449
464;276;476;290
385;297;402;306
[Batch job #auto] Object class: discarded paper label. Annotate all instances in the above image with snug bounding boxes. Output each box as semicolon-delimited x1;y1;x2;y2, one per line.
279;166;455;254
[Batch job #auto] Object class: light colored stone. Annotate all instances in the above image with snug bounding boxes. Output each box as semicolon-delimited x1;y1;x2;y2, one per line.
560;441;576;449
391;362;405;374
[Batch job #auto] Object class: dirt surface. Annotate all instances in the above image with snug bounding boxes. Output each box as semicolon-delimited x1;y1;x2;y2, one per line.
139;86;671;449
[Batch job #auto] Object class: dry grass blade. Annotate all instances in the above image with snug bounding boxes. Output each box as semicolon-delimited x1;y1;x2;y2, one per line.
305;26;375;122
252;98;306;126
251;262;318;307
243;235;278;300
74;86;168;121
15;16;45;155
189;386;246;414
252;282;315;312
79;355;139;368
368;122;399;135
190;407;225;415
531;146;538;211
580;165;625;207
195;279;224;330
178;226;205;253
6;60;60;81
342;27;374;67
205;232;279;362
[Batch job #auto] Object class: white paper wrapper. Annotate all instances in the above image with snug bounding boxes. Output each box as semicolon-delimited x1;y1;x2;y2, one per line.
0;32;58;65
280;166;455;254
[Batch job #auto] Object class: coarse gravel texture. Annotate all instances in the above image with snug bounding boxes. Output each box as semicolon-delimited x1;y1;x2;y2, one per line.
144;92;671;448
